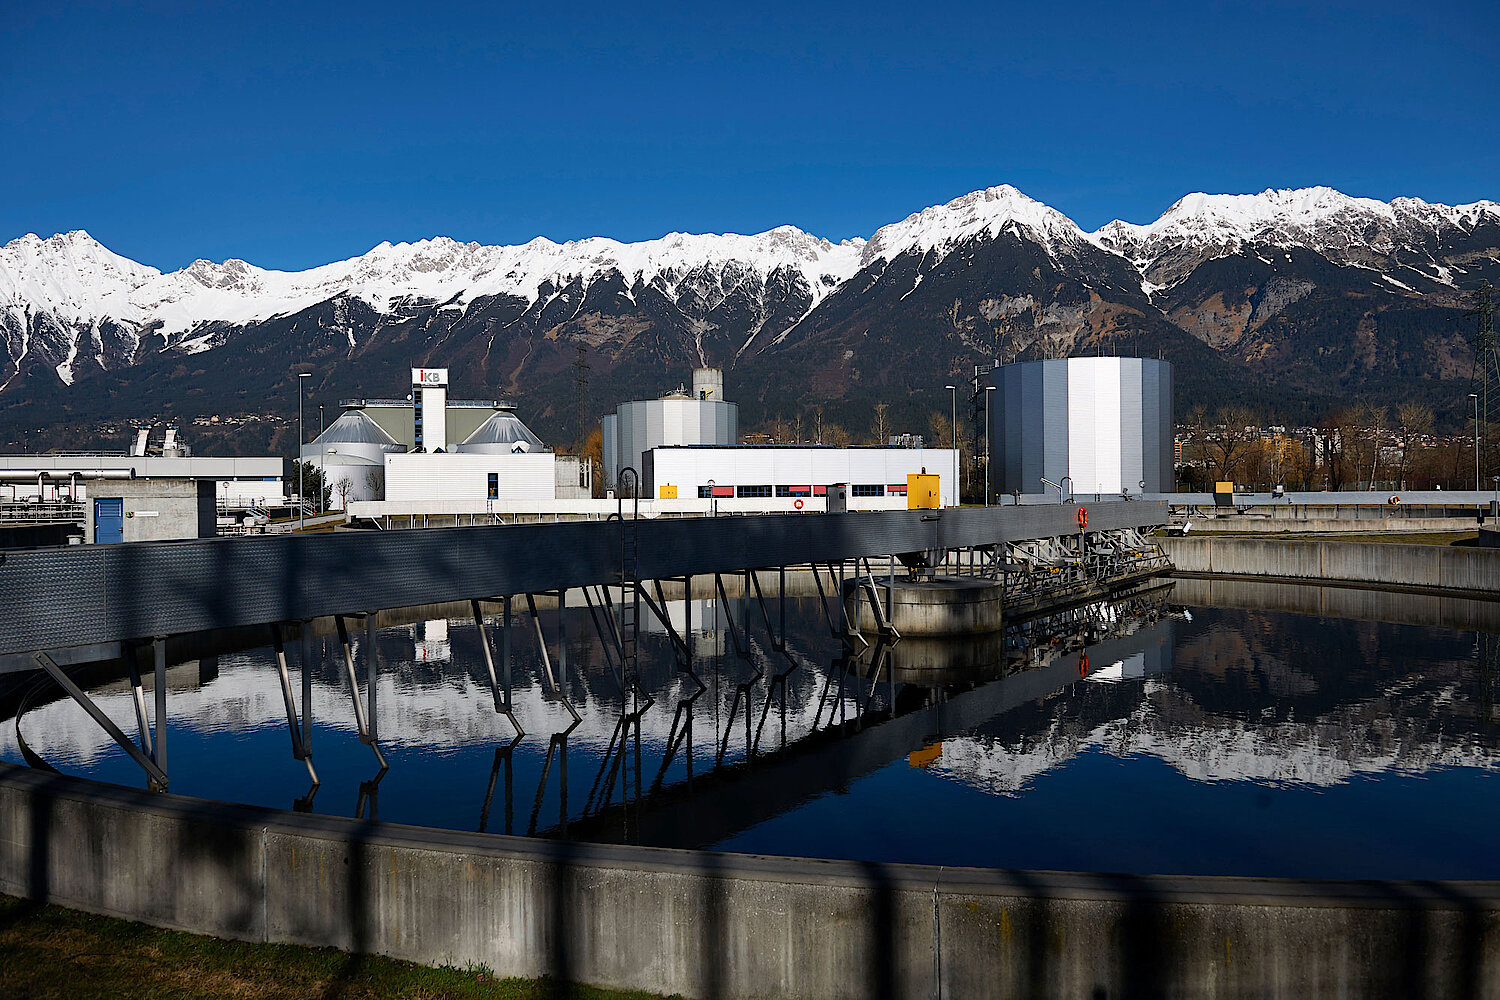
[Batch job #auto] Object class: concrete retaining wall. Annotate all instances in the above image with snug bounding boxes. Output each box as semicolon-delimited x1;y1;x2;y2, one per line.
1182;516;1480;534
4;764;1500;998
1160;537;1500;596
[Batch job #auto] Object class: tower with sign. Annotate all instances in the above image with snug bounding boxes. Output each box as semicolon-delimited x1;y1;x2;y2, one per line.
412;368;449;453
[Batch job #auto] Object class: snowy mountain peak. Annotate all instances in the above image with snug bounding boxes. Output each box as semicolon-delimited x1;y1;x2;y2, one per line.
862;184;1089;265
1092;185;1500;287
1101;186;1396;245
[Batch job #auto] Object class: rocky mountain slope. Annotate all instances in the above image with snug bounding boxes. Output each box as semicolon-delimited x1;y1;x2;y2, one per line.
3;184;1496;450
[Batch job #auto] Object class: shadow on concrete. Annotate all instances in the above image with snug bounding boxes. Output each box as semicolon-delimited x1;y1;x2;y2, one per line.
319;817;375;1000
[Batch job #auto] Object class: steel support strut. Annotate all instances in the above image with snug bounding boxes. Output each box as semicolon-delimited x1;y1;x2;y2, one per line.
271;623;320;787
335;615;387;771
473;599;524;735
526;593;581;723
34;652;168;790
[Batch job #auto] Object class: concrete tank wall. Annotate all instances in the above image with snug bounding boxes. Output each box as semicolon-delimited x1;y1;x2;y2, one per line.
5;764;1500;999
1160;537;1500;595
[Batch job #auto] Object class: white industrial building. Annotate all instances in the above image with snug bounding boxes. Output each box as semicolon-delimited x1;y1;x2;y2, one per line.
306;367;591;510
385;452;561;502
602;367;737;492
644;446;958;510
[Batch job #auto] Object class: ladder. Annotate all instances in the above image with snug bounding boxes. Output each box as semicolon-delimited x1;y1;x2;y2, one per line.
619;506;639;689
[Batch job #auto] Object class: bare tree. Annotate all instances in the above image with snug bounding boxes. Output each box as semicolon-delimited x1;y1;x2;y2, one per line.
872;403;890;445
770;413;789;445
364;468;384;500
1396;403;1433;488
336;476;354;509
1198;405;1259;484
823;424;851;447
1319;408;1359;490
1356;403;1388;488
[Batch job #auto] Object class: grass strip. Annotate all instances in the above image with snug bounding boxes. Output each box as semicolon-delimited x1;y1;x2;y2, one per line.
0;894;677;1000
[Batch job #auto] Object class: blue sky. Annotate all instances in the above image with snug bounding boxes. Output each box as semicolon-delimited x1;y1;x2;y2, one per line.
3;0;1496;271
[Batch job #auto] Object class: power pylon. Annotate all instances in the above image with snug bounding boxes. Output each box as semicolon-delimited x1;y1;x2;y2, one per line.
573;344;590;445
1467;281;1500;485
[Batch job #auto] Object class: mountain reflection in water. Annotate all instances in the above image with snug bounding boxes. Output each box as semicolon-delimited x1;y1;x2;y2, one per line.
4;581;1499;879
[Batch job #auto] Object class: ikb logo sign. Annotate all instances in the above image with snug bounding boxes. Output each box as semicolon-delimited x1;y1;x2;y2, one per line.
412;368;449;386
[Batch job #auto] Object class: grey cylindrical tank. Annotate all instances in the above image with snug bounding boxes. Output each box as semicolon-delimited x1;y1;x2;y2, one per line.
302;409;406;504
988;357;1173;497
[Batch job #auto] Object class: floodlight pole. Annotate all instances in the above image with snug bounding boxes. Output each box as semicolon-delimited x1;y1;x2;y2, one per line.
297;372;311;531
983;386;997;506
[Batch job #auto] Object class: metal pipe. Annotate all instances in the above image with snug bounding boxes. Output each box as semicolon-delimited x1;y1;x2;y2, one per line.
0;469;136;481
1472;393;1481;491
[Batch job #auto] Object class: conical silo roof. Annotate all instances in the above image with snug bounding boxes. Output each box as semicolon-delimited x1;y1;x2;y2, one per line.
314;410;405;452
457;408;546;454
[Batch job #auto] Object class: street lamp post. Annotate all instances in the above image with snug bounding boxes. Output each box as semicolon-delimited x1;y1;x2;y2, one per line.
983;386;997;506
1471;393;1481;491
945;385;957;506
318;404;325;515
297;372;311;531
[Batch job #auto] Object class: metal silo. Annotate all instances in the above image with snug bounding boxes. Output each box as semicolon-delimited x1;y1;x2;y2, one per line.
602;369;738;492
989;357;1172;498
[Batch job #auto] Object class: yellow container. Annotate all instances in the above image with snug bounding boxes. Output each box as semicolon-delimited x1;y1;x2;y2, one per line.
907;474;940;509
659;484;678;499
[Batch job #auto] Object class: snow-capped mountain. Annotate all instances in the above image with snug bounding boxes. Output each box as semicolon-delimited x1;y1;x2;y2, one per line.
2;183;1497;449
861;184;1096;265
1095;186;1500;291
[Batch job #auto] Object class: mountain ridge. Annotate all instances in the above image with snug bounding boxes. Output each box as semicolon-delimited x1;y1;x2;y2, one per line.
2;183;1497;451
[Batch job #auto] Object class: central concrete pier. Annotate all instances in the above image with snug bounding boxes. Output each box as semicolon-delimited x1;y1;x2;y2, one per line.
844;575;1005;635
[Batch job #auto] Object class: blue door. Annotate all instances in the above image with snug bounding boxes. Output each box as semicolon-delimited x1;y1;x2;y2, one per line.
94;498;124;543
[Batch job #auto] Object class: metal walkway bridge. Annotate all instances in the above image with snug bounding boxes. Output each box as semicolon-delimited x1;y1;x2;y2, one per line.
0;502;1168;791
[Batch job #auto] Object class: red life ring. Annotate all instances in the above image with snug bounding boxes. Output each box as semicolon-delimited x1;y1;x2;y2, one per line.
1388;495;1400;506
1078;654;1090;676
1077;506;1088;529
793;498;804;510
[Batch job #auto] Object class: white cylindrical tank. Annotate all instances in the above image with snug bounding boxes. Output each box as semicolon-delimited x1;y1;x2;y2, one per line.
988;357;1172;498
302;409;407;504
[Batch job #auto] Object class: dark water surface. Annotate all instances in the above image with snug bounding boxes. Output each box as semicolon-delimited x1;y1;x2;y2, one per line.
6;581;1500;879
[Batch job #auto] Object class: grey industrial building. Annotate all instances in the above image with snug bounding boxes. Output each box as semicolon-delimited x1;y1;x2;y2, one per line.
602;368;738;492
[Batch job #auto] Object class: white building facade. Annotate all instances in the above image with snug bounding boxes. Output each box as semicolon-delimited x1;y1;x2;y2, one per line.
384;452;561;503
643;446;958;510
